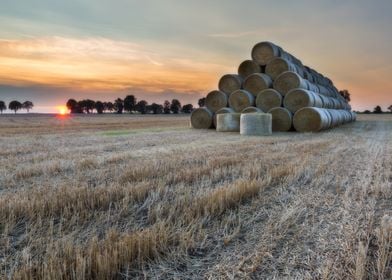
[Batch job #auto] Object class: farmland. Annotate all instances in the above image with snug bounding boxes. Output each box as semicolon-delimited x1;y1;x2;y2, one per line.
0;114;391;279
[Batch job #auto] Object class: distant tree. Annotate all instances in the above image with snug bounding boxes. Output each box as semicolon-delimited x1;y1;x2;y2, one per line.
78;99;95;114
373;105;383;114
150;103;163;114
104;102;115;113
163;100;171;114
182;104;194;114
66;99;82;113
388;105;392;113
338;90;351;102
95;101;104;114
114;98;124;114
8;100;22;114
124;95;136;113
198;97;206;107
363;110;371;114
22;101;34;113
0;101;6;114
135;100;148;114
170;99;181;114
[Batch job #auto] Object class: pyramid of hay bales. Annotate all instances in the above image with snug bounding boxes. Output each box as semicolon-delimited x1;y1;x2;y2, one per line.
190;41;356;133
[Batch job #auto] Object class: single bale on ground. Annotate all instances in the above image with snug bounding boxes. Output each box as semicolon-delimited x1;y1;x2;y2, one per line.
205;90;228;113
238;60;261;79
240;113;272;136
216;113;241;132
241;106;263;113
213;107;235;128
293;107;332;132
218;74;243;95
243;73;273;97
268;107;293;131
190;107;213;129
229;89;255;112
274;71;308;95
256;89;282;112
284;89;323;113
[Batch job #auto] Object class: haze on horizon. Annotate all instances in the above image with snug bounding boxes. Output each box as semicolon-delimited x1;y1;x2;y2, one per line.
0;0;391;113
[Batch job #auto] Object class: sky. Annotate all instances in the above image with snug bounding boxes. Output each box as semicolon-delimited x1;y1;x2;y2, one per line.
0;0;391;113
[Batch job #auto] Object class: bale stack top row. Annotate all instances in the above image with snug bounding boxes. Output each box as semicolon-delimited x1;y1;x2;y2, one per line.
191;41;356;133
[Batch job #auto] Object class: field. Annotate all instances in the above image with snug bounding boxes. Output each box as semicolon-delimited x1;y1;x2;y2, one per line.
0;114;391;279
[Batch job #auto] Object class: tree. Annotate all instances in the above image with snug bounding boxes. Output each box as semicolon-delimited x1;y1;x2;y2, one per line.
8;100;22;114
124;95;136;113
170;99;181;114
338;90;351;102
373;105;383;114
163;100;171;114
104;102;114;113
363;110;371;114
198;97;206;107
22;101;34;113
150;103;163;114
182;104;194;113
95;101;104;114
114;98;124;114
66;99;80;113
0;101;6;114
135;100;148;114
388;105;392;113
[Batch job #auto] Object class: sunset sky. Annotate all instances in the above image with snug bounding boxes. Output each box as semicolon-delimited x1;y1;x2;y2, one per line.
0;0;391;112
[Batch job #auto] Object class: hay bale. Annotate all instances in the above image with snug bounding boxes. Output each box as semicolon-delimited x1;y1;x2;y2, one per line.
255;89;282;112
268;107;293;131
293;107;331;132
213;107;235;127
218;74;243;95
190;107;213;129
274;71;308;95
243;73;273;97
241;106;263;113
283;89;323;113
240;113;272;136
205;90;228;113
265;57;297;80
238;60;261;79
228;89;255;112
216;113;241;132
251;41;281;66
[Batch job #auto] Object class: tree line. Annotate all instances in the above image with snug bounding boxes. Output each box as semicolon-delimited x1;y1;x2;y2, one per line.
66;95;199;114
358;105;392;114
0;100;34;114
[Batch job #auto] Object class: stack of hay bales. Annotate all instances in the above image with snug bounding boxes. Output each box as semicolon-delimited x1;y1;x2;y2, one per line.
191;41;356;133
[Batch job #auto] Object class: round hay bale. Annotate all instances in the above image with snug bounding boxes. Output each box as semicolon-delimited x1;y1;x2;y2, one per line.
268;107;293;131
265;57;297;80
218;74;243;95
243;73;273;97
228;89;255;112
240;113;272;136
283;89;323;113
255;89;282;112
205;90;228;113
318;95;332;109
251;41;280;66
241;106;263;114
216;113;241;132
274;71;308;95
213;107;235;128
190;107;213;129
293;107;331;132
238;60;261;79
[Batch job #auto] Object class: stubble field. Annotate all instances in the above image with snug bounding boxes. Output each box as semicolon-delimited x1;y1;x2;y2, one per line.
0;114;391;279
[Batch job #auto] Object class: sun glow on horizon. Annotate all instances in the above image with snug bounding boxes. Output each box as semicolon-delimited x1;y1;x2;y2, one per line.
56;105;68;115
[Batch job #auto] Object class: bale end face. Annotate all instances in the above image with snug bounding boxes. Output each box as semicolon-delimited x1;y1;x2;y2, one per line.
241;106;263;114
205;90;228;113
268;107;293;132
190;108;213;129
240;113;272;136
229;90;255;112
293;107;329;132
256;89;282;112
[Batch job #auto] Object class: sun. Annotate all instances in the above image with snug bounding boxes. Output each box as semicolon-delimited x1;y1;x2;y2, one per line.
56;106;68;116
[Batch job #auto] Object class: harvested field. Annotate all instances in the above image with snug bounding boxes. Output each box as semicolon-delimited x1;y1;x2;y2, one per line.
0;114;391;279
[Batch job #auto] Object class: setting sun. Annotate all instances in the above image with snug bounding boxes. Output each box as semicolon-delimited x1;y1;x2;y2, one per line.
56;106;68;115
